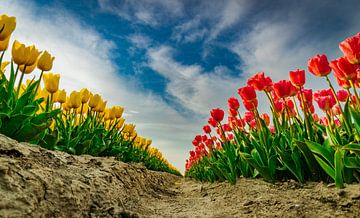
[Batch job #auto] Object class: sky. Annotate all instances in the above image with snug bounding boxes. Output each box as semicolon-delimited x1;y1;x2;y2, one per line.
1;0;359;172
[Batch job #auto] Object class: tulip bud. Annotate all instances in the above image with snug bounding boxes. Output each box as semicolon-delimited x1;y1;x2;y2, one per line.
54;89;66;103
80;88;91;104
0;15;16;40
24;45;41;66
19;61;38;74
69;91;81;109
37;51;55;71
114;106;124;118
12;40;26;65
116;118;125;129
0;35;10;51
89;94;101;108
43;73;60;93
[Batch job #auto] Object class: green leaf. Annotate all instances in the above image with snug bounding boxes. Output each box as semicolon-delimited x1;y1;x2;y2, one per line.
342;143;360;152
344;156;360;169
305;140;334;168
314;155;335;180
334;149;345;188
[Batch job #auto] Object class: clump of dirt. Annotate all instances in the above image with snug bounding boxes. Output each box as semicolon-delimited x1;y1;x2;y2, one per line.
0;134;359;218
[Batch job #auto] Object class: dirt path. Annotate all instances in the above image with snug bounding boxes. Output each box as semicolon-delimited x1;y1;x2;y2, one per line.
0;134;359;218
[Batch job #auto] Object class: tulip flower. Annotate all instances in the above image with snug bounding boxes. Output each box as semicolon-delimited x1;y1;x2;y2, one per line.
0;15;16;40
297;88;313;103
203;125;211;134
96;100;107;112
260;113;270;126
247;72;273;91
227;97;240;110
24;45;41;67
289;69;305;87
339;33;360;64
308;54;331;77
238;85;256;102
80;88;91;104
0;61;9;73
273;100;284;113
69;91;81;109
330;57;359;81
37;51;55;71
228;108;237;117
43;73;60;94
53;89;66;104
19;61;37;74
336;77;351;89
210;108;224;123
337;90;349;102
243;99;258;111
273;80;293;98
114;106;124;118
208;117;217;127
12;40;26;65
0;35;10;51
89;94;101;108
314;89;336;111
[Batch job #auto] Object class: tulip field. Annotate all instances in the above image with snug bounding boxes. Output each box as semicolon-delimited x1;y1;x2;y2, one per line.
0;14;180;176
185;33;360;188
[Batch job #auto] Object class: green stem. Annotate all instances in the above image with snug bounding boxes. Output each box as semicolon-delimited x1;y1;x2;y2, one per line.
292;96;302;122
16;71;25;97
349;80;359;108
299;87;313;140
325;75;351;134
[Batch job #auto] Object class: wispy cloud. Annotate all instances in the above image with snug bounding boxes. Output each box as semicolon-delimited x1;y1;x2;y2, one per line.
98;0;184;27
147;45;243;115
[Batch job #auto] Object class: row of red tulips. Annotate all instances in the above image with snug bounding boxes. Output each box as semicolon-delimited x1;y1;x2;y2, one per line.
185;33;360;188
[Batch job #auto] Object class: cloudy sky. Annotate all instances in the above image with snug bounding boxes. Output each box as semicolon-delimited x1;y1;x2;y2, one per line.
1;0;359;172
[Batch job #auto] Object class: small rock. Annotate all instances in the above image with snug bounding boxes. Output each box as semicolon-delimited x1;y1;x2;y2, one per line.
243;200;254;206
327;183;336;188
338;190;346;197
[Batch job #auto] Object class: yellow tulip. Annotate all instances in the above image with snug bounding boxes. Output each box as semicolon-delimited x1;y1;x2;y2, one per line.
116;118;125;129
114;106;124;118
53;89;66;103
62;97;71;111
0;35;10;51
24;45;41;66
69;91;81;109
37;51;55;71
109;107;116;120
43;73;60;93
95;100;107;112
88;94;101;108
19;60;37;74
0;61;9;74
0;15;16;40
80;88;90;104
146;139;152;146
12;40;26;65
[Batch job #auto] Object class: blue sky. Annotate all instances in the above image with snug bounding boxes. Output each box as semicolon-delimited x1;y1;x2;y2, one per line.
1;0;359;172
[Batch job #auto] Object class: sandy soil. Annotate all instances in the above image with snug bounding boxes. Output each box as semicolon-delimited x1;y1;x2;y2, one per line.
0;134;359;218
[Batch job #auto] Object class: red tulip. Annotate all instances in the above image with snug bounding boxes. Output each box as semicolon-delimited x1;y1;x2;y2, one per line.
289;69;305;87
208;117;218;127
243;99;258;111
244;111;255;122
329;57;359;81
337;90;349;102
210;108;224;123
228;108;238;117
336;77;351;89
308;54;331;77
203;125;211;134
339;33;360;64
228;97;240;110
192;139;199;147
274;99;284;113
247;72;273;91
238;85;256;102
273;80;293;98
195;135;202;142
297;88;313;103
312;113;319;122
320;117;329;126
314;89;336;111
285;99;294;110
260;113;270;126
332;105;341;116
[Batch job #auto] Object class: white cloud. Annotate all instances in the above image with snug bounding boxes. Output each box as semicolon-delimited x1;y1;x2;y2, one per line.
98;0;183;27
0;0;196;173
147;45;243;115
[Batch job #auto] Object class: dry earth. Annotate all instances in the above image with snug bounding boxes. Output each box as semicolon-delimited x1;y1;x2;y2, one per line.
0;134;359;218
